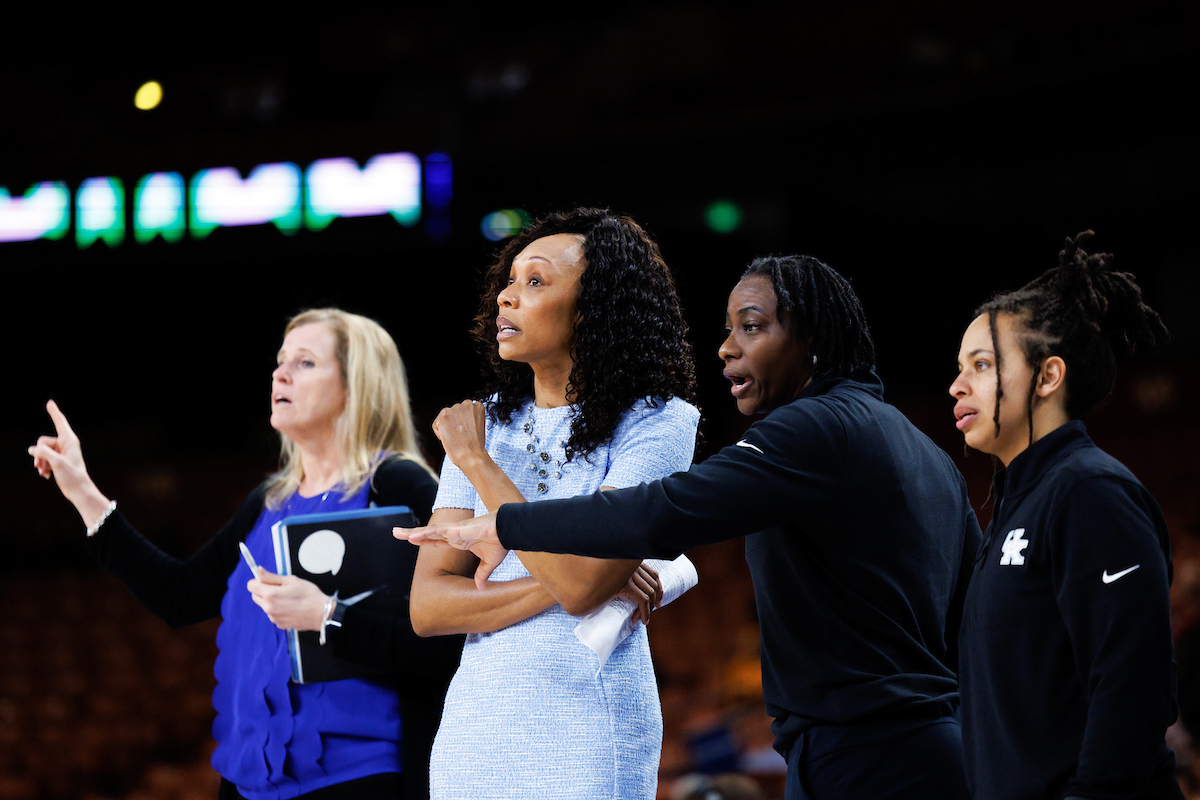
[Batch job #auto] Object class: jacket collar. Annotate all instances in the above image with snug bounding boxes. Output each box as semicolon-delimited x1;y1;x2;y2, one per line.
798;369;885;402
992;419;1092;504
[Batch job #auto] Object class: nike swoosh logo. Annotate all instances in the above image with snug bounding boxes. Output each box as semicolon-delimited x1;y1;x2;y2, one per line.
1102;565;1141;584
735;440;764;455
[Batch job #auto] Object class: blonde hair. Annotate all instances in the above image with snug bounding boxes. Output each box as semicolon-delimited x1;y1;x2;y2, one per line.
264;308;435;508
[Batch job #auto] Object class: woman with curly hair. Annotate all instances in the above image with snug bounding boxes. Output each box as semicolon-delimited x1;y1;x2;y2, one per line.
409;208;700;799
400;254;981;800
949;231;1181;800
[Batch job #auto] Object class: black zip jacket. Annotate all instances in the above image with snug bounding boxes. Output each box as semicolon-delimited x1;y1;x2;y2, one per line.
496;373;982;754
959;421;1182;800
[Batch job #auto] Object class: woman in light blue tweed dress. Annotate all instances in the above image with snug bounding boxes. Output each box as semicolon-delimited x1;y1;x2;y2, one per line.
409;209;700;799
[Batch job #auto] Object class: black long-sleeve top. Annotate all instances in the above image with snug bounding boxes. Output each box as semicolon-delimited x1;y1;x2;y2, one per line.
83;456;463;800
496;373;982;754
958;421;1182;800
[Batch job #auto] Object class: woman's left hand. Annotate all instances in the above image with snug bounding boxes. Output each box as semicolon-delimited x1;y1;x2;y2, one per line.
432;400;488;469
248;569;329;631
616;562;663;626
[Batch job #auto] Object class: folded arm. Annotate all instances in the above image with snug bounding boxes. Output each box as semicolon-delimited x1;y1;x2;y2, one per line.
409;507;559;636
431;399;648;618
463;449;646;610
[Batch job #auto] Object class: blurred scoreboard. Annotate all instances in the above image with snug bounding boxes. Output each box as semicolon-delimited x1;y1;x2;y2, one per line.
0;152;452;246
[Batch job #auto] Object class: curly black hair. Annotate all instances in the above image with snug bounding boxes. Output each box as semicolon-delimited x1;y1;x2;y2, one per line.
470;208;698;463
977;229;1168;446
740;254;877;379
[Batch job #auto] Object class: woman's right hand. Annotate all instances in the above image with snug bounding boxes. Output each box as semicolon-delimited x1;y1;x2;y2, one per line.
615;562;664;626
28;400;112;529
432;400;489;470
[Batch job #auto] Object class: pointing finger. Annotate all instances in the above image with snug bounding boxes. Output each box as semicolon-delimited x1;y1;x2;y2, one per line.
395;526;442;544
46;400;76;440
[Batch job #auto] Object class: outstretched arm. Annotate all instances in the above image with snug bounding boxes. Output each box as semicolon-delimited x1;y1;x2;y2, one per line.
400;399;845;579
29;399;244;626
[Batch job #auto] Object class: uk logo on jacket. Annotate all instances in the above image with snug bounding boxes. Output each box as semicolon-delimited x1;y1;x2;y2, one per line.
1000;528;1029;566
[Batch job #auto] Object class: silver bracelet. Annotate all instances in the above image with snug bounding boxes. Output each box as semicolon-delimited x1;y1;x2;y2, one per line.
319;593;342;646
86;500;117;537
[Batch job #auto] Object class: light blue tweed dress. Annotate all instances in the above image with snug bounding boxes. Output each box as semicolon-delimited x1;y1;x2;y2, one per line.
429;396;699;800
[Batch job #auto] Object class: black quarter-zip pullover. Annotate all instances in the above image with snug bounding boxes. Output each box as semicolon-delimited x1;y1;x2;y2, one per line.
497;372;982;756
959;420;1181;800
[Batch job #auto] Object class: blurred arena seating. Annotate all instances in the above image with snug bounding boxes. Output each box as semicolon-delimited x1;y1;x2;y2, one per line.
0;570;219;800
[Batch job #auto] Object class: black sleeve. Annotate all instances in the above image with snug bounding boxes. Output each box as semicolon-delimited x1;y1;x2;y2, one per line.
326;457;464;679
498;402;845;558
1054;477;1178;798
82;485;267;628
944;497;984;676
376;456;439;525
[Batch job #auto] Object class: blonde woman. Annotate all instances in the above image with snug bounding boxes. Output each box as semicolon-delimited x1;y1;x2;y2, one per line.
28;308;459;800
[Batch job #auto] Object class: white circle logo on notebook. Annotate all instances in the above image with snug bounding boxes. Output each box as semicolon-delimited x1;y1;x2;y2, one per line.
298;529;345;576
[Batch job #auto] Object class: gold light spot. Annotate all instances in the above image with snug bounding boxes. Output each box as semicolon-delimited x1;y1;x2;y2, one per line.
134;81;163;111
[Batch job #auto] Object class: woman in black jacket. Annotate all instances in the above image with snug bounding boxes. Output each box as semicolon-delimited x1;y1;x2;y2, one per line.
399;255;980;800
29;307;461;800
949;231;1182;800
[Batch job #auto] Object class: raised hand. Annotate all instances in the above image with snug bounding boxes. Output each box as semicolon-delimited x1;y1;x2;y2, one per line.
28;400;113;530
431;400;488;469
247;568;329;631
395;512;508;590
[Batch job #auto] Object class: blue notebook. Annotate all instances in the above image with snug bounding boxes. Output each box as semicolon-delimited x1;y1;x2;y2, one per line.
271;505;418;683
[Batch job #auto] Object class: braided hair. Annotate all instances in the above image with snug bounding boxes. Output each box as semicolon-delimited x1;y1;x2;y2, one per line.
739;254;876;379
470;208;698;463
977;229;1168;446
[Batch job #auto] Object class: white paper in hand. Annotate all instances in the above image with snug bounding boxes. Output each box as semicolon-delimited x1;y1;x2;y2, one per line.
574;555;698;674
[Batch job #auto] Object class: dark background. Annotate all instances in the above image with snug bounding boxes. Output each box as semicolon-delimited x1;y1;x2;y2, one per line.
1;2;1199;795
5;3;1197;534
